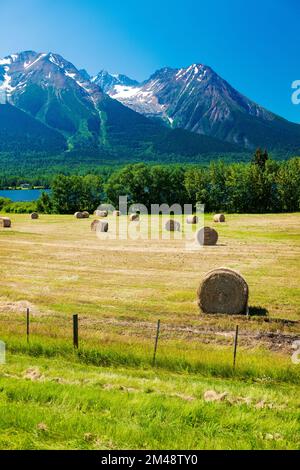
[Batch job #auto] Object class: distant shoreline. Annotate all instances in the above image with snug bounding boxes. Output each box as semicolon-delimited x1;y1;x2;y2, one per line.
0;189;50;202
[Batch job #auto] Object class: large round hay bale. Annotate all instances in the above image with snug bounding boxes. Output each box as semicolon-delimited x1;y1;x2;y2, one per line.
82;211;90;218
186;215;198;224
74;212;84;219
91;219;108;232
113;210;121;216
0;217;11;228
197;268;249;315
30;212;39;220
129;213;139;222
213;214;225;223
94;210;108;217
196;227;218;246
165;219;181;232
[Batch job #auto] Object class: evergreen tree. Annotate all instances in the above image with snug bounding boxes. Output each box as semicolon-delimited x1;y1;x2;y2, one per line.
253;148;268;170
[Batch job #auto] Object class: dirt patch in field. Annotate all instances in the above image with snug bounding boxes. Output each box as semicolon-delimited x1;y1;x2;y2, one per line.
23;367;44;381
0;299;36;315
203;390;282;409
204;390;228;402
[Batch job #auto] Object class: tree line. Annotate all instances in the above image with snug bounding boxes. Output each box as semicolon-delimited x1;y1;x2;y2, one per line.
2;154;299;214
109;158;300;213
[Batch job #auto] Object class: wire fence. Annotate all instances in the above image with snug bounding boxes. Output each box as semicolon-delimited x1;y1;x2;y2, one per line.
1;307;299;370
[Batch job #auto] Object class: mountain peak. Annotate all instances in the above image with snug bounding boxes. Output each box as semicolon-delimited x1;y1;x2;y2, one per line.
100;61;282;149
92;70;139;93
0;49;106;125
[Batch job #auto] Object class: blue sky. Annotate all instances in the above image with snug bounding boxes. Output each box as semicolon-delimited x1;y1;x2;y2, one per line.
0;0;299;122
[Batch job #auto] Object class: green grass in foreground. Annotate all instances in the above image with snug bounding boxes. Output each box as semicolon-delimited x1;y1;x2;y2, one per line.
2;335;300;384
0;339;299;450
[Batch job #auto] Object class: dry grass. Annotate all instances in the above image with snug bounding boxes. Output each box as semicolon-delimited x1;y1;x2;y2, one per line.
0;213;299;351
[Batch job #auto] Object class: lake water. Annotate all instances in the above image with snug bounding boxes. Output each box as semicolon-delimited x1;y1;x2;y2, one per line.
0;189;50;202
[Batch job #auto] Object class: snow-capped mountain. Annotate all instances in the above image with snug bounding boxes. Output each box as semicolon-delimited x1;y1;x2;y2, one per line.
100;64;300;150
0;51;239;158
0;51;106;151
1;51;300;158
0;51;103;109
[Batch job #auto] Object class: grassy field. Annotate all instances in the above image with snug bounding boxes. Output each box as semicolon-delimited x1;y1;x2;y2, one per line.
0;213;299;449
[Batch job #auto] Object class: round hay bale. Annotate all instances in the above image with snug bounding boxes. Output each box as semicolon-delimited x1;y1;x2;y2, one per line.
129;213;139;222
94;210;108;217
91;219;108;232
197;268;249;315
213;214;225;223
74;212;84;219
0;217;11;228
82;211;90;218
113;210;121;216
186;215;198;224
165;219;181;232
30;212;39;220
196;227;218;246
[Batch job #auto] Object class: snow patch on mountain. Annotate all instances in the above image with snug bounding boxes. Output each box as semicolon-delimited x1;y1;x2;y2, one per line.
64;69;94;95
65;71;76;80
112;85;140;99
49;53;65;68
0;58;11;66
24;53;47;69
109;82;168;119
0;67;16;101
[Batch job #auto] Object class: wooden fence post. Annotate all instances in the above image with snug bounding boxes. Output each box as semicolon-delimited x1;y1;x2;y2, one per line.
26;308;30;344
73;314;79;349
233;325;239;369
152;319;161;367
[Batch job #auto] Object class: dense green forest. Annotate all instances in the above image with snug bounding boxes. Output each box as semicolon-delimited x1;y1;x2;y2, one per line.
1;153;299;214
0;144;295;189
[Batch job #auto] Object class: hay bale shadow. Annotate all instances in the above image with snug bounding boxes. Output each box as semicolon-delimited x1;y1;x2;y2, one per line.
248;306;269;317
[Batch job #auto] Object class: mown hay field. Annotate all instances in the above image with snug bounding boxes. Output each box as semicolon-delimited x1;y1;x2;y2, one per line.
0;213;299;449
